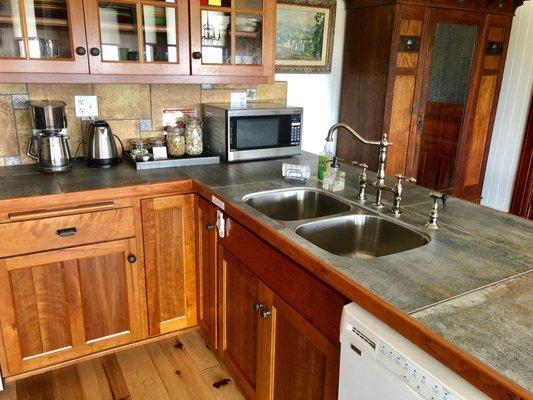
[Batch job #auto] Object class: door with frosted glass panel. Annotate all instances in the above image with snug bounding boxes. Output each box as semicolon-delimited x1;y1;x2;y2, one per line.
84;0;190;75
0;0;88;73
189;0;275;76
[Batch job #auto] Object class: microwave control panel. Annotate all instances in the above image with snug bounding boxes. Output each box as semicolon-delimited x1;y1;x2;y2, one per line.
291;114;302;145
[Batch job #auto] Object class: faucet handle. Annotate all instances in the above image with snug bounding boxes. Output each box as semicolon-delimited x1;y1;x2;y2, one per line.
429;191;447;211
395;174;417;184
351;161;368;172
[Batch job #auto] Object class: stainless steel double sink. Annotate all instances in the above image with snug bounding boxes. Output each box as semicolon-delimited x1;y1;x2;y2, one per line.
243;188;429;260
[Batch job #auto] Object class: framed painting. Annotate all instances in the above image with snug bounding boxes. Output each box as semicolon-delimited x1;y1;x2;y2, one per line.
275;0;336;73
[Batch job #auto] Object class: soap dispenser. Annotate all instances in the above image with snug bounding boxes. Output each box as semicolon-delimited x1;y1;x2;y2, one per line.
322;157;346;192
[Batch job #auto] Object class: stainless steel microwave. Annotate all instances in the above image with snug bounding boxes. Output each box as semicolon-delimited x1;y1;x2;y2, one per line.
203;103;303;162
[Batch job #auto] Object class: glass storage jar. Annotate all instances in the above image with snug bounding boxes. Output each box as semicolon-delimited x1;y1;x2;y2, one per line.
166;127;186;157
185;117;203;156
130;138;148;156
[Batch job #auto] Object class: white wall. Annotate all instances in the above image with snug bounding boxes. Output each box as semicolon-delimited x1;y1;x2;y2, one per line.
481;2;533;212
276;0;347;155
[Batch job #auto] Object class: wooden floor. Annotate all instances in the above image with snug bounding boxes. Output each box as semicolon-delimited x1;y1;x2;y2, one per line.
0;329;245;400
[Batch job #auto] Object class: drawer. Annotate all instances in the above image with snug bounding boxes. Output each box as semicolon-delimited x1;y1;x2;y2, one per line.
432;0;486;9
0;207;136;258
486;0;513;12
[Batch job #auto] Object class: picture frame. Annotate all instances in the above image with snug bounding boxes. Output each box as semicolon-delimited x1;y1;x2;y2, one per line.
275;0;336;74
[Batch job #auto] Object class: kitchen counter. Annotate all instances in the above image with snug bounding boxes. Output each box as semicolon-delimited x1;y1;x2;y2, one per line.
0;153;531;394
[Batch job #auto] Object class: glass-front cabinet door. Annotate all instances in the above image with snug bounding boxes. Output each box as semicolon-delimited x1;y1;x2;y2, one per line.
84;0;190;75
189;0;275;76
0;0;88;73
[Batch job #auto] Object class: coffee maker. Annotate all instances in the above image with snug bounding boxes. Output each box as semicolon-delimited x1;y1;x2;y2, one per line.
27;100;72;173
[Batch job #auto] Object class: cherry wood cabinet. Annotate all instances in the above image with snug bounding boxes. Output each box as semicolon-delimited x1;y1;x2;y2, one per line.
0;0;276;79
218;245;340;400
0;239;144;376
196;196;218;349
338;0;520;202
217;215;346;399
0;0;89;73
141;194;197;337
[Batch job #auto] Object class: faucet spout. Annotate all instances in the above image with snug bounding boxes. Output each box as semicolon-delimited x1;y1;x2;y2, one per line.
325;123;382;146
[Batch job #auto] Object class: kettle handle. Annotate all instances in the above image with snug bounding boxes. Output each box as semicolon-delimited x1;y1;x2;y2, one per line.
26;137;38;160
114;134;125;162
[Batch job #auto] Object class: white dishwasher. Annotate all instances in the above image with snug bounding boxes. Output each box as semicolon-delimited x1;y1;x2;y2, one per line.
339;303;490;400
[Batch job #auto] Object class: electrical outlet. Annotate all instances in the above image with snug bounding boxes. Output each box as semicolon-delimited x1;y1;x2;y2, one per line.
75;95;98;117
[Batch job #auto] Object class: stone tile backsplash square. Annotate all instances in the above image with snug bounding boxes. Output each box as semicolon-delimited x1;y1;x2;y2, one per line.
0;82;288;166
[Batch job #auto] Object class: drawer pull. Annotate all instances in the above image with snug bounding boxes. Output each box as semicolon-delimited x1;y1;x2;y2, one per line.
127;254;137;264
57;227;77;237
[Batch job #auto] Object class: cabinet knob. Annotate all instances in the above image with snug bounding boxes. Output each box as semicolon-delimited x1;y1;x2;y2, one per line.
206;223;215;231
127;254;137;264
90;47;101;56
260;309;272;320
76;46;86;56
253;302;264;311
192;51;202;60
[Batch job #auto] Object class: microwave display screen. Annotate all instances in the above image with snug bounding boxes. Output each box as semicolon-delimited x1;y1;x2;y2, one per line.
231;114;296;150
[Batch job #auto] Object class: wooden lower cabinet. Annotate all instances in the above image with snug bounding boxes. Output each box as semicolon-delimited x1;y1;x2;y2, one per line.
196;197;218;349
0;239;144;376
141;194;197;336
218;245;339;400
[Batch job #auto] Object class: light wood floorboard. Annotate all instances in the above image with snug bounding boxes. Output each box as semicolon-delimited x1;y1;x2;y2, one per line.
0;329;245;400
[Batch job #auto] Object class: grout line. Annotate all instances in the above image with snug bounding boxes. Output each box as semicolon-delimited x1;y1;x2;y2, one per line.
408;269;533;315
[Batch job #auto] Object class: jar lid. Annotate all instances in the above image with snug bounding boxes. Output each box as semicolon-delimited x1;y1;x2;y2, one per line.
149;136;165;146
130;138;146;146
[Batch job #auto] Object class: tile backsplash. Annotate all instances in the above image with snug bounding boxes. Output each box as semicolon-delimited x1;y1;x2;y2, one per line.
0;82;288;166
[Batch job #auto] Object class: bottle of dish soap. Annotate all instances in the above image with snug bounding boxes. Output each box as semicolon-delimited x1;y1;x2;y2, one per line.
322;157;346;192
317;141;334;181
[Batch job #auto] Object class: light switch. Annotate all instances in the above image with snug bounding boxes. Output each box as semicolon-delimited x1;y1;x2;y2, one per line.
75;95;98;117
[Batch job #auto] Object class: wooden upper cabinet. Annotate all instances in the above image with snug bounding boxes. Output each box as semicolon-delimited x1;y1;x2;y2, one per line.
196;196;218;349
83;0;191;75
141;194;197;337
0;0;89;73
0;239;144;376
189;0;275;77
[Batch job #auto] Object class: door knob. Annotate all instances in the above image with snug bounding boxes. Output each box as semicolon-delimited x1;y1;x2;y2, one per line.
259;309;272;320
253;302;264;311
90;47;101;56
192;51;202;60
127;254;137;264
206;223;215;231
75;46;86;56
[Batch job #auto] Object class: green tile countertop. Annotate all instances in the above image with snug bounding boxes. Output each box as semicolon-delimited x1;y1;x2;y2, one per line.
0;152;531;394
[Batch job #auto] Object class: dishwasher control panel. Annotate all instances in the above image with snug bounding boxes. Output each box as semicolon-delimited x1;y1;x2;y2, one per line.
377;339;460;400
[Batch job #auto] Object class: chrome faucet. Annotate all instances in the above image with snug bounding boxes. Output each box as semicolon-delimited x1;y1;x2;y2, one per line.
326;123;393;208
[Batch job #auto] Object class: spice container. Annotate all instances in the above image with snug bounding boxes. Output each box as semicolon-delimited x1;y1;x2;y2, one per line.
185;117;203;156
166;126;186;157
130;138;148;156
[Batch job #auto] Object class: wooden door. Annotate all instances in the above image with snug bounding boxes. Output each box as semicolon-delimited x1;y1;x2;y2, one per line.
510;97;533;220
412;9;486;192
141;195;197;337
0;239;144;376
83;0;190;75
218;246;269;400
266;293;340;400
197;196;218;348
189;0;275;77
0;0;89;73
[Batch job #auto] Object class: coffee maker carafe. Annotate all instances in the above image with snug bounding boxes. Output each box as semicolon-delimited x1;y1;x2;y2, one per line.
27;100;71;173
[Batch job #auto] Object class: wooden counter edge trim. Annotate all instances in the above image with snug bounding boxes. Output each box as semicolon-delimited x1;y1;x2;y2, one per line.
194;182;531;400
0;180;195;216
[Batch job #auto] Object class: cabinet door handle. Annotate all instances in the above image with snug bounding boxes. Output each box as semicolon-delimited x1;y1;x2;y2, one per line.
206;223;215;231
76;46;86;56
90;47;101;56
253;302;264;311
192;51;202;60
127;254;137;264
260;309;271;320
57;227;77;237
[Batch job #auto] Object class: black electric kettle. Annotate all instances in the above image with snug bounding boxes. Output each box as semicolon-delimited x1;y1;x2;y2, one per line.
87;120;124;168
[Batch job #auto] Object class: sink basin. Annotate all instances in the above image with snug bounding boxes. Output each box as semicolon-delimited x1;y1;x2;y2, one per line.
295;215;429;259
244;189;351;221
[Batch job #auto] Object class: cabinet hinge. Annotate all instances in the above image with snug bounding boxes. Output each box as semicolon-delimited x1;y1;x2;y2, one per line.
0;366;4;392
216;209;226;238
